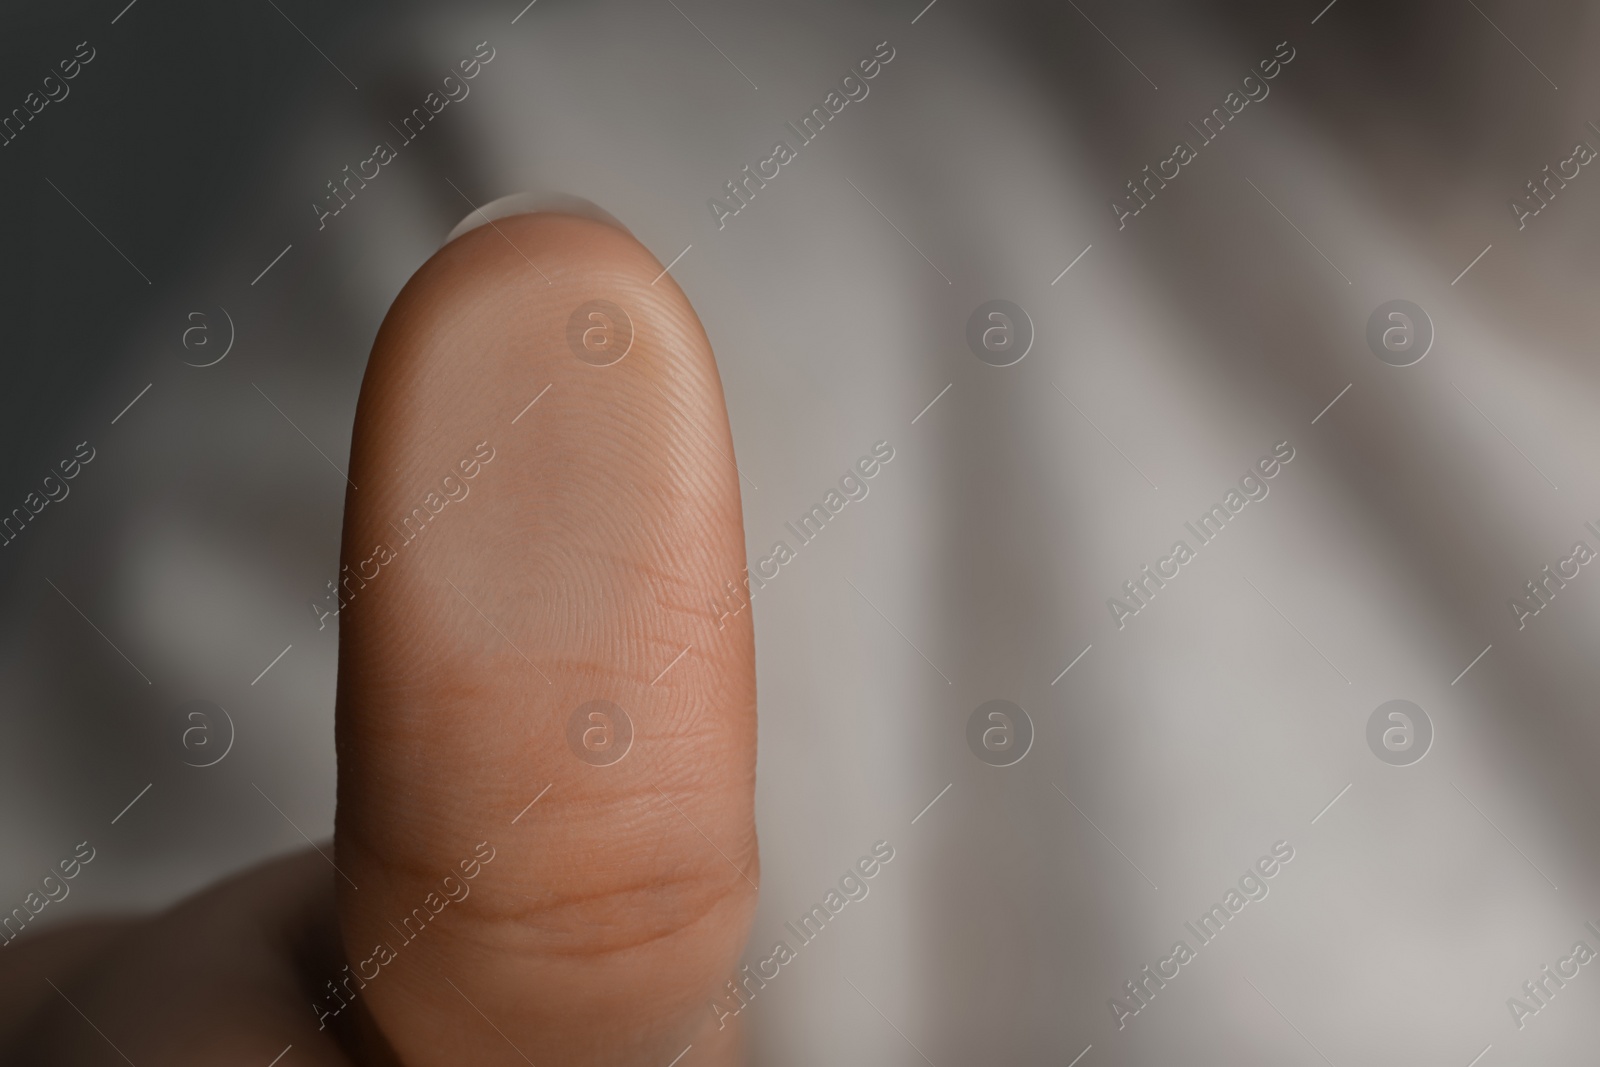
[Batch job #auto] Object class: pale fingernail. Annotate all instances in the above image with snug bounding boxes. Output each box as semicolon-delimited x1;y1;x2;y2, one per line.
444;192;632;246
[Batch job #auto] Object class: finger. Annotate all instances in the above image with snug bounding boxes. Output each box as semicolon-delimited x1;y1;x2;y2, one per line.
333;212;758;1067
4;848;355;1066
0;917;132;1045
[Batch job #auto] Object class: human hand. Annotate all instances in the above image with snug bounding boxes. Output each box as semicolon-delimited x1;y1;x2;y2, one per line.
3;212;759;1067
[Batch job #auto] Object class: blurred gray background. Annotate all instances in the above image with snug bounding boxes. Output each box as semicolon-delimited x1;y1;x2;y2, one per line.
5;0;1600;1062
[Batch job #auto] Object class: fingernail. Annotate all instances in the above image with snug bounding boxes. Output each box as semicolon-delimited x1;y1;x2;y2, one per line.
444;193;632;246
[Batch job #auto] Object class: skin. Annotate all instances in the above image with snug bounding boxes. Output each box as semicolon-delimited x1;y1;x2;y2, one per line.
0;213;759;1066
